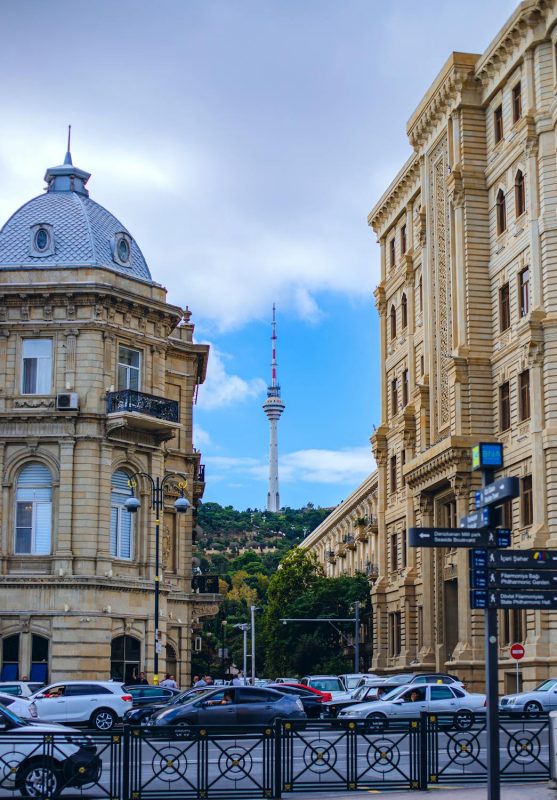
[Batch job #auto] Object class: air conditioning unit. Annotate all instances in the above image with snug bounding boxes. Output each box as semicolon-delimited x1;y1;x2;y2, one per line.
56;392;79;411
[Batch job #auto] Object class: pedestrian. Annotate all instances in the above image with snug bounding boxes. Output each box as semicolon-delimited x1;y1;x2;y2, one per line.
139;671;149;685
160;673;177;688
204;675;214;686
193;675;207;687
231;672;242;686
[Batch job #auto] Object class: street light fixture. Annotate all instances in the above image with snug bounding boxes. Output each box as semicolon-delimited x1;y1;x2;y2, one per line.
125;472;190;685
233;623;250;684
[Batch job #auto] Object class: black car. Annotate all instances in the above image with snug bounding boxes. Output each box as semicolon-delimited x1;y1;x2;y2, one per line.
151;686;306;728
124;685;181;707
266;683;324;719
124;686;213;725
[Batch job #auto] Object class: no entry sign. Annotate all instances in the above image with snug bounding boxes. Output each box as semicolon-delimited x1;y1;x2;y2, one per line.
510;643;525;660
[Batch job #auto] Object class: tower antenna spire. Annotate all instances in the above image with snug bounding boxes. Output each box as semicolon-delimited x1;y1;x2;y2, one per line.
64;124;73;166
263;304;285;512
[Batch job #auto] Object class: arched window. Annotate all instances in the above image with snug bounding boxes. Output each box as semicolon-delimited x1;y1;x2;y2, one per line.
1;634;20;680
111;470;133;559
31;634;49;683
390;305;397;340
515;170;525;217
401;294;408;329
496;189;507;235
15;463;52;555
111;635;141;684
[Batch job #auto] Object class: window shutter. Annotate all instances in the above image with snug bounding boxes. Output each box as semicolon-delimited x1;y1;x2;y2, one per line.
110;507;118;556
34;502;51;554
121;511;132;559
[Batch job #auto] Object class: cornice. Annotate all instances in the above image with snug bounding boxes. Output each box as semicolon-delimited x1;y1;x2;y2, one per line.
404;436;473;491
407;53;481;150
368;155;421;236
475;0;550;94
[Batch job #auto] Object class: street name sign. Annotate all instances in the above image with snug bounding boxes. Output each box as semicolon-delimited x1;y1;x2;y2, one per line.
474;477;519;510
471;589;557;610
409;527;510;549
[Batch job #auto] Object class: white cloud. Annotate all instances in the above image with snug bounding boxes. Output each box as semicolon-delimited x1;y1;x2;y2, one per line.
192;423;212;449
196;346;266;411
204;446;374;487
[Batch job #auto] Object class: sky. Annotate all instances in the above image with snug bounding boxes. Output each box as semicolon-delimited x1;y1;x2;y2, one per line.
1;0;517;510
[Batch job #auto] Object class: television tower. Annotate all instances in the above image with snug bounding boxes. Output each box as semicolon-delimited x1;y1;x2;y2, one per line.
263;304;285;512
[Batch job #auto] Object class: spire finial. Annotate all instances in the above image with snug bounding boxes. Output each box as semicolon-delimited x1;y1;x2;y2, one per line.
64;125;73;166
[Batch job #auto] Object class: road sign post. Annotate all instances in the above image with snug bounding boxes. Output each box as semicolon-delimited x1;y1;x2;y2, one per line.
510;643;524;693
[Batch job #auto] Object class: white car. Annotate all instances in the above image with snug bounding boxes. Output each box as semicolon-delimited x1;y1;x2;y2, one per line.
29;680;133;730
0;704;101;797
500;678;557;714
0;691;37;720
300;675;346;700
338;682;486;725
0;681;44;698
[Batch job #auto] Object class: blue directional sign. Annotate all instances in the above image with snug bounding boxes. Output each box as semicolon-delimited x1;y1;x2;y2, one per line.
474;477;519;510
410;527;510;549
471;548;557;570
460;508;490;529
471;589;557;609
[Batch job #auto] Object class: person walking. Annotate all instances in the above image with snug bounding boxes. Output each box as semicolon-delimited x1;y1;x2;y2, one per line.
231;672;243;686
193;675;207;687
160;673;178;688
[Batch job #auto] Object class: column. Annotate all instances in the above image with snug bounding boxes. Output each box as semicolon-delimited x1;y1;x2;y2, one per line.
416;493;436;667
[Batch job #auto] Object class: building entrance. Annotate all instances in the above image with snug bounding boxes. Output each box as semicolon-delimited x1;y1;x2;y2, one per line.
111;635;140;683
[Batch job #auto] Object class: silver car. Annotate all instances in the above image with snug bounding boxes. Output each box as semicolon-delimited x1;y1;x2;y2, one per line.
338;682;486;723
500;678;557;714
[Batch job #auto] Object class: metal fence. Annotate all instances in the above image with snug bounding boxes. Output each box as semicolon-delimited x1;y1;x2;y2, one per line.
0;713;549;799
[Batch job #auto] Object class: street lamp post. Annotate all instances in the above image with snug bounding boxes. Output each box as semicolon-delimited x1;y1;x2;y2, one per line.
221;621;228;682
125;472;190;685
250;605;259;685
233;623;249;684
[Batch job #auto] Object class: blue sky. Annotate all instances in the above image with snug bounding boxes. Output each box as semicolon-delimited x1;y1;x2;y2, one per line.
1;0;516;510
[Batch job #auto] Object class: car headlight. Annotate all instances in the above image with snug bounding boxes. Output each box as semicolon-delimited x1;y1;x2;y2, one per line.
506;697;517;705
340;710;361;717
295;699;304;711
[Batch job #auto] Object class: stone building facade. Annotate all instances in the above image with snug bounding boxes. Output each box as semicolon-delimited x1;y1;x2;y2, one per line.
0;150;219;686
305;0;557;691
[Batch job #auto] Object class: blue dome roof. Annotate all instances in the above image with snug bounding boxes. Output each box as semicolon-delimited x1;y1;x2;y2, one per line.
0;150;153;283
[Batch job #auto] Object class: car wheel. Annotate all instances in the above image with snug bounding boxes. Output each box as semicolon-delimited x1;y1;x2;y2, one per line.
90;707;117;731
453;710;474;730
18;759;60;798
524;700;542;715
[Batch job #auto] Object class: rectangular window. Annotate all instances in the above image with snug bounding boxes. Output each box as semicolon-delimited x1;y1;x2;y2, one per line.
390;455;397;493
391;378;398;416
401;224;407;255
21;339;52;395
519;268;530;317
15;499;51;555
519;369;530;421
402;369;409;407
390;534;398;571
499;283;510;331
521;475;533;527
417;606;423;649
401;529;407;568
110;507;133;559
420;355;424;376
389;238;396;269
501;499;513;529
512;82;522;123
494;104;503;144
499;382;511;431
118;345;141;391
389;612;402;657
443;500;457;529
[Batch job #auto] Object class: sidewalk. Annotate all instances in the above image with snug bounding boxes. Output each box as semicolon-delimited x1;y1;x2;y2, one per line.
286;783;555;800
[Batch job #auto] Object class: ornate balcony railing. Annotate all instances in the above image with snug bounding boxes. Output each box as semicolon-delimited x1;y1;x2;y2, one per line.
106;390;179;422
192;575;220;594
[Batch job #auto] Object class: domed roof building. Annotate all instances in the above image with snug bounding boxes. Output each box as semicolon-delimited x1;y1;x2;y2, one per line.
0;148;218;687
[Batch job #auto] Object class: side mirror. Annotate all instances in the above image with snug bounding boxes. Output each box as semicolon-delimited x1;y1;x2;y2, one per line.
34;694;45;700
393;699;404;705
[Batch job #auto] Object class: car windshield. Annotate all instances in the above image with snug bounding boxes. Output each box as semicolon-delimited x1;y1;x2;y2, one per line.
173;688;214;705
534;679;557;692
310;679;342;692
381;686;406;702
0;706;24;726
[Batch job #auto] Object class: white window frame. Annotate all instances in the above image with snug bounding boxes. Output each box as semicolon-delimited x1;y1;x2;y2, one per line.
117;345;141;391
110;472;134;560
14;465;52;555
21;339;53;395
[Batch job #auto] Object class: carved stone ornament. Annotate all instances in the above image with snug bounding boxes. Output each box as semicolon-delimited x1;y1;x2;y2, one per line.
450;474;470;499
418;206;427;247
14;398;55;409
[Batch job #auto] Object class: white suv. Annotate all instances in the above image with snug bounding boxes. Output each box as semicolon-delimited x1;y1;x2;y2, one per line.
29;680;133;730
0;704;101;797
